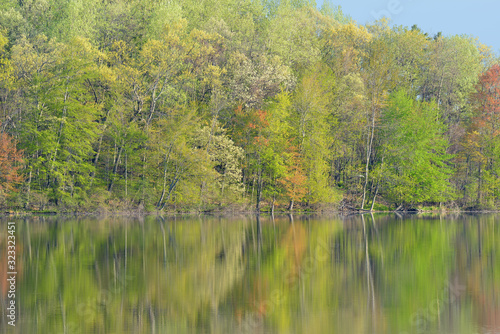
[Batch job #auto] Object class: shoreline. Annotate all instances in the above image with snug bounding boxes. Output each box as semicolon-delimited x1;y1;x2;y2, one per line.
2;208;500;217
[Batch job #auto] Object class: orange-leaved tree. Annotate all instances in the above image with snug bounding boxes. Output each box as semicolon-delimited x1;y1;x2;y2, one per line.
279;148;307;211
462;64;500;206
0;125;24;204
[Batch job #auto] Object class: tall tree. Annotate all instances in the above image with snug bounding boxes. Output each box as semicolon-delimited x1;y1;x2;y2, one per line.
0;125;23;205
457;64;500;207
11;36;103;206
419;35;485;124
378;90;454;208
292;64;339;205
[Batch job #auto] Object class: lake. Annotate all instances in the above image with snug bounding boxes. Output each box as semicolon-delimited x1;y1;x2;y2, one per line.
0;214;499;333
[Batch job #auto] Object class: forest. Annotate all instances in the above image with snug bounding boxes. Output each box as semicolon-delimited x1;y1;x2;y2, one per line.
0;0;499;213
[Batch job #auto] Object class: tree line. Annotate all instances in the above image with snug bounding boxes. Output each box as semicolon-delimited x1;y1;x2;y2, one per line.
0;0;499;212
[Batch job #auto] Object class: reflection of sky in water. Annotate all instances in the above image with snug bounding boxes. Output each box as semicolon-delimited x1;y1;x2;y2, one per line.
0;214;499;333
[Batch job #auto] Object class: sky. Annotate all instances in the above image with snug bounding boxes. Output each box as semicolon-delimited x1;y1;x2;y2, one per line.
316;0;500;54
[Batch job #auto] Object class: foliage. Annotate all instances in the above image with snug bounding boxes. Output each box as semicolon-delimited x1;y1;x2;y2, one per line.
379;90;455;205
0;124;23;204
456;64;500;207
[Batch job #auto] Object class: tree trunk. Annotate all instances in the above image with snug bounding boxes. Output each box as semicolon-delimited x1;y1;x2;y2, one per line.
89;133;104;188
271;196;275;215
90;108;111;187
159;164;183;211
370;179;380;212
477;163;482;206
256;170;263;212
108;144;123;192
362;105;376;209
125;152;128;197
157;162;169;209
156;145;174;209
25;169;32;209
198;181;206;212
370;157;383;212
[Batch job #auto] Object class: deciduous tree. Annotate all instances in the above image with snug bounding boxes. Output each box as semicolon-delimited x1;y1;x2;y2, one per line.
0;125;23;204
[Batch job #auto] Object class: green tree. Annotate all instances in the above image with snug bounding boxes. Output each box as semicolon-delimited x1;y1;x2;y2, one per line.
266;4;321;71
419;35;485;124
11;36;102;206
192;121;245;205
292;64;339;205
378;90;455;207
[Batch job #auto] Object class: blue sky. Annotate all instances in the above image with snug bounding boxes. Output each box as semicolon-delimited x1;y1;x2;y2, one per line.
317;0;500;54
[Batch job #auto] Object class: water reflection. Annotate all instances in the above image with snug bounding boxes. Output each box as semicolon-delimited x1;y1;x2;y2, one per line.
0;214;498;333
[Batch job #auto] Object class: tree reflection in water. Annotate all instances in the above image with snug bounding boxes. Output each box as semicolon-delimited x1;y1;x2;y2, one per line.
0;214;498;333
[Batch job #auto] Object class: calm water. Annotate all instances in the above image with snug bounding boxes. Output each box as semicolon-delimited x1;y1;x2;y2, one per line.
0;214;499;334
